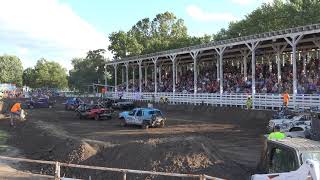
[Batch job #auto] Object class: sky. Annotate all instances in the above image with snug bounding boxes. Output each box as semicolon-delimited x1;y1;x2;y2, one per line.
0;0;273;70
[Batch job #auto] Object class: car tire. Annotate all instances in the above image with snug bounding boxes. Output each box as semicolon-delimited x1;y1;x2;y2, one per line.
49;105;53;109
160;121;165;128
142;123;149;130
119;118;126;127
94;115;100;121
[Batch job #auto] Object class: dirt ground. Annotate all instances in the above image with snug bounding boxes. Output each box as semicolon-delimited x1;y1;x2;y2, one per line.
0;99;272;180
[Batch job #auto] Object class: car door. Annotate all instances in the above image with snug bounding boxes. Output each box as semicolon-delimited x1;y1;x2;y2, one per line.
268;146;299;174
126;110;136;124
135;110;143;125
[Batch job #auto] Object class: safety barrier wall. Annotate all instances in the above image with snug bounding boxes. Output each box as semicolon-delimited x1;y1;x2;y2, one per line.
108;92;320;109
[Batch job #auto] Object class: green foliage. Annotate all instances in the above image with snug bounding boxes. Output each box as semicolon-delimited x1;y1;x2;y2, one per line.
214;0;320;40
108;11;208;59
0;55;23;87
68;49;111;91
23;59;68;89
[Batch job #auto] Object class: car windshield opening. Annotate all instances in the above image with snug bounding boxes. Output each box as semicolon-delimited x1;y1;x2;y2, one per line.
301;151;320;163
149;110;162;117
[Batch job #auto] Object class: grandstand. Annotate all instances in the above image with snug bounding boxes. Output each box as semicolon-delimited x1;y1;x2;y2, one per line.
105;23;320;109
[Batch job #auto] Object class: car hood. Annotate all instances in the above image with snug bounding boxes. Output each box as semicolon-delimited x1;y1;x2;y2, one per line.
119;111;129;117
269;119;287;124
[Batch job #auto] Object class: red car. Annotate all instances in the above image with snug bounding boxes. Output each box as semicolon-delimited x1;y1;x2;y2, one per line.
76;104;113;120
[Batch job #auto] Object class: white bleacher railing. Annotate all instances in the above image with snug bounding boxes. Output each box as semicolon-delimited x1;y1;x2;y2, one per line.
107;92;320;109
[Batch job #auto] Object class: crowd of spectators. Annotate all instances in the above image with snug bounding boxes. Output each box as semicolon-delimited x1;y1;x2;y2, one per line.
117;56;320;94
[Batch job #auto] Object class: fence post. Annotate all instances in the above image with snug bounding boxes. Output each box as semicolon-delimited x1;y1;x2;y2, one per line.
200;174;206;180
54;161;60;180
123;172;127;180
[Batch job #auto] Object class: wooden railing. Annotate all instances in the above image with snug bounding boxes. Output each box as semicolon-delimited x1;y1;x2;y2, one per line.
0;156;223;180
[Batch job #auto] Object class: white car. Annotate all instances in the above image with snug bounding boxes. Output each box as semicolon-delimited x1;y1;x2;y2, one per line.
268;114;312;132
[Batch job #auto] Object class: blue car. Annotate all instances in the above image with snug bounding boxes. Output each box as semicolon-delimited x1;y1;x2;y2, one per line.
64;98;83;110
119;108;165;129
25;98;55;109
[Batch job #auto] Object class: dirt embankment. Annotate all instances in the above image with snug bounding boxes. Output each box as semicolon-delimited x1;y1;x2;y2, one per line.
0;100;272;180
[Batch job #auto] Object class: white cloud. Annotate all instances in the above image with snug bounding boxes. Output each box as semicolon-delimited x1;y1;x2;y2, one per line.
230;0;255;5
262;0;275;4
0;0;112;70
186;5;237;22
230;0;275;5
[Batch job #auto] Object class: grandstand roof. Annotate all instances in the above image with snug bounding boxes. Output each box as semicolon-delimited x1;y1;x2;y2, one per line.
106;23;320;66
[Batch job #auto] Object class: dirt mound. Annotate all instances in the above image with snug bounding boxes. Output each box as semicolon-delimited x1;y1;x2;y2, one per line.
4;119;98;177
0;101;272;180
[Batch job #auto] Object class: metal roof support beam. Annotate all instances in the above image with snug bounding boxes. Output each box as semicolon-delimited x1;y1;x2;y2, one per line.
138;60;143;93
121;66;125;84
313;38;320;49
159;63;162;85
144;63;148;87
300;50;307;76
112;64;118;92
104;64;109;89
240;49;251;81
124;63;129;92
132;65;135;91
152;57;158;94
272;43;287;84
215;47;226;94
168;54;177;93
190;51;199;94
285;34;304;96
245;41;260;109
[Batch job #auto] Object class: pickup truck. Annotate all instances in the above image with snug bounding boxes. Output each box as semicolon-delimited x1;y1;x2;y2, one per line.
252;137;320;179
118;108;165;129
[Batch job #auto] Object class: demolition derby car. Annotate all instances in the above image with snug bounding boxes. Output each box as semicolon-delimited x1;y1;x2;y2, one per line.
25;98;55;109
112;99;135;110
75;104;113;120
64;98;83;110
118;108;165;129
268;113;312;133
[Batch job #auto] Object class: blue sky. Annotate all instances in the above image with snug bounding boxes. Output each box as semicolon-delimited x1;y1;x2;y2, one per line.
0;0;272;70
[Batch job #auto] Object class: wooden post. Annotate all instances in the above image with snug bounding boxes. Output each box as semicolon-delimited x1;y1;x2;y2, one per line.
54;161;60;180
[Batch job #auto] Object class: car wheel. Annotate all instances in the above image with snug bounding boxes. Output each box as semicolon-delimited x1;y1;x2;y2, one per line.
160;121;165;128
142;123;149;130
94;114;100;121
49;105;53;109
119;118;126;127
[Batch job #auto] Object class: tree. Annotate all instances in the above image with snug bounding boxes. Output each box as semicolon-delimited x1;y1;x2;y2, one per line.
108;11;191;59
23;59;68;89
0;55;23;87
22;68;35;87
213;0;320;41
68;49;110;91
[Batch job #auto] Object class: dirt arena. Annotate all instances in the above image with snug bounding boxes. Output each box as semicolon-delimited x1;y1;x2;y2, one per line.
0;99;272;180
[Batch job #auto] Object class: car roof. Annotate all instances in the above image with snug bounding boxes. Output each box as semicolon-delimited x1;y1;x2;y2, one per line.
269;138;320;153
133;108;160;111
